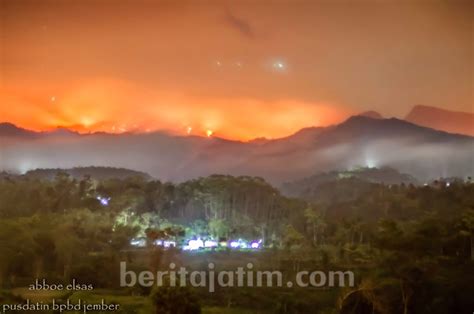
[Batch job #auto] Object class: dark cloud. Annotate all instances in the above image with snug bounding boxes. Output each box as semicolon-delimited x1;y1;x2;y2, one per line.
224;10;255;39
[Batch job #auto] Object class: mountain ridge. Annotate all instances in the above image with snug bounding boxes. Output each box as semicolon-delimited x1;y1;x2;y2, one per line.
3;111;473;142
1;115;472;183
405;105;474;136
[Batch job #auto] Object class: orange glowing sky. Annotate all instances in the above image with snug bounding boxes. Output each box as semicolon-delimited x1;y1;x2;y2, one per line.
0;79;348;140
1;0;472;140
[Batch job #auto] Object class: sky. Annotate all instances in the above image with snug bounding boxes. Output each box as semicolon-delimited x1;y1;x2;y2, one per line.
1;0;472;140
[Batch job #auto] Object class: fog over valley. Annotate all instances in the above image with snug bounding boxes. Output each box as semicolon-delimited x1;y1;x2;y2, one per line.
2;116;472;183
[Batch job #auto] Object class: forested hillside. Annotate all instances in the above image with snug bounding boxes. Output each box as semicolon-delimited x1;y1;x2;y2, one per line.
0;171;473;312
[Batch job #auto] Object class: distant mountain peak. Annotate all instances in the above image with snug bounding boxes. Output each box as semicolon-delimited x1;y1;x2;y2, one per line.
0;122;22;130
47;127;80;136
357;110;383;119
1;115;472;183
0;122;82;138
248;137;269;144
408;104;473;116
0;122;37;137
405;105;474;136
24;166;153;181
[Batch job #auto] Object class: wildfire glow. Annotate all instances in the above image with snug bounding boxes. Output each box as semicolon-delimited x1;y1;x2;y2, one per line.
0;79;350;141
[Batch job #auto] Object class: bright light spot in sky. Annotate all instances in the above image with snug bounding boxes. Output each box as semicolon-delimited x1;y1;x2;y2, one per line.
271;60;286;72
206;129;213;137
187;126;192;135
51;96;56;102
274;62;285;69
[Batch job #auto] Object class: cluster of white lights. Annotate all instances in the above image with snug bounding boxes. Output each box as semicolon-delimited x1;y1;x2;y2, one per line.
229;239;248;249
184;238;263;251
155;240;176;248
130;236;263;251
213;59;288;72
204;239;218;248
183;238;220;251
130;238;177;248
183;238;205;251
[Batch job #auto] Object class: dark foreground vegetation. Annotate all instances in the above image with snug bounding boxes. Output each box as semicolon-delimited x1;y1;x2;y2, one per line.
0;169;473;313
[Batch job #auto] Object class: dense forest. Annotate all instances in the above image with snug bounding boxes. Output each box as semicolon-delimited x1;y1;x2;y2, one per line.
0;169;473;313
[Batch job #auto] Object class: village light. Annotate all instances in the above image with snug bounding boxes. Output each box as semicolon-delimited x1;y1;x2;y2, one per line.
204;240;218;248
130;238;146;247
184;238;204;251
230;239;249;249
163;240;176;248
250;239;263;249
219;241;228;247
97;196;110;206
